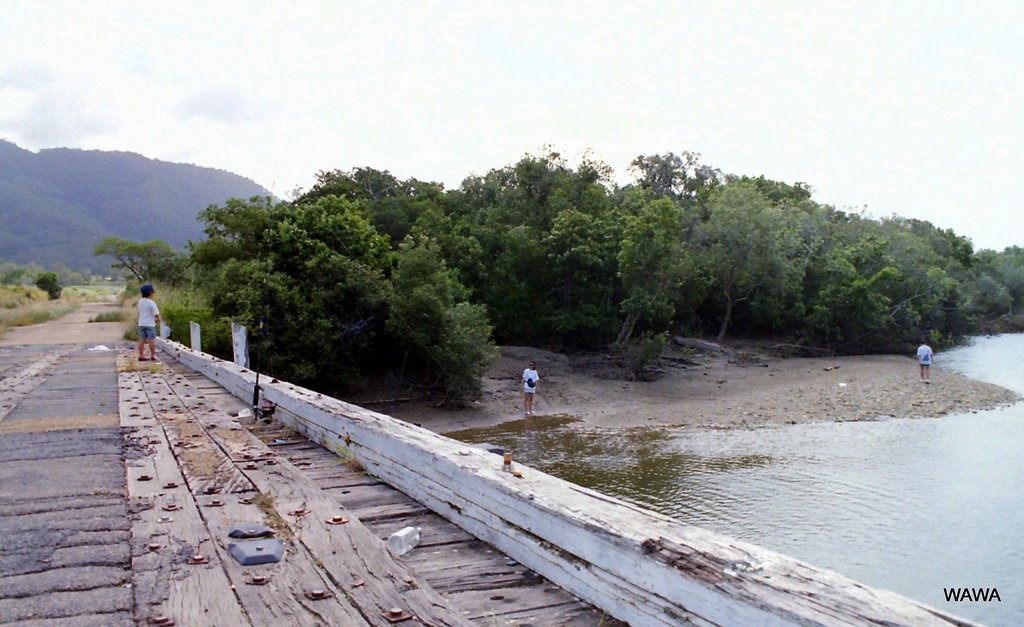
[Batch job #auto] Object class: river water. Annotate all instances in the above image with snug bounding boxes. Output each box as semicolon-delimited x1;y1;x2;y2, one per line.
448;334;1024;625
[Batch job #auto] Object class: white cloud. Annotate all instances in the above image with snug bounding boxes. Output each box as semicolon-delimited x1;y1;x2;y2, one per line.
0;64;56;90
0;73;118;146
0;0;1022;249
175;87;265;125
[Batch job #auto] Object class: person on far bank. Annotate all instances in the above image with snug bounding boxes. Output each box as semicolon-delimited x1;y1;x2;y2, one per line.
137;283;161;362
916;340;933;383
522;361;540;416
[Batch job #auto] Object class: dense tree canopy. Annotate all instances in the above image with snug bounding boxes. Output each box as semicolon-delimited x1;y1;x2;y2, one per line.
100;151;1024;401
94;236;186;283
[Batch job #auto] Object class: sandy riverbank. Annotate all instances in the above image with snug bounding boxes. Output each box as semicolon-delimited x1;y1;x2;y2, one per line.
369;342;1021;434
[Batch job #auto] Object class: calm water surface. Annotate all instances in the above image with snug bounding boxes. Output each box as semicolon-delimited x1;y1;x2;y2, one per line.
449;335;1024;626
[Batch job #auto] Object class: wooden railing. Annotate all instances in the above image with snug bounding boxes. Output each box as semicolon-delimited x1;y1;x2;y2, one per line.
162;339;974;627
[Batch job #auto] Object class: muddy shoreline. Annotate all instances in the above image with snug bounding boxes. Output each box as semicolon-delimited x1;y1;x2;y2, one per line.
364;344;1021;434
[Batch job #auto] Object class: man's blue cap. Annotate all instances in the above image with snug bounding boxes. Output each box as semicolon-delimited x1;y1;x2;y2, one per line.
140;284;154;296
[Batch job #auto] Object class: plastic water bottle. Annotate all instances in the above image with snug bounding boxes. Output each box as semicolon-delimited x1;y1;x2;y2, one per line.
386;526;421;556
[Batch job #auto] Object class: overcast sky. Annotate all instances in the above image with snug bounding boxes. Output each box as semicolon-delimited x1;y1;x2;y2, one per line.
1;1;1021;250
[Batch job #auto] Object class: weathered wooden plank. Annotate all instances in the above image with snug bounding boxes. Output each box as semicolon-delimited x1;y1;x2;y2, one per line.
145;409;253;494
120;371;250;626
157;346;748;625
195;493;372;626
155;351;623;626
165;340;976;627
449;587;610;626
402;555;534;593
246;403;719;626
316;482;417;509
154;361;475;627
307;471;382;490
126;366;373;626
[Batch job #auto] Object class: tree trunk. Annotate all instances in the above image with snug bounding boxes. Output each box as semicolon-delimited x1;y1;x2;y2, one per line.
617;311;640;346
716;295;733;343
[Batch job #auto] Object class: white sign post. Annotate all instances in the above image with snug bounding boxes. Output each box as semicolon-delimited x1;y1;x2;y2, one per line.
231;322;248;368
189;321;202;353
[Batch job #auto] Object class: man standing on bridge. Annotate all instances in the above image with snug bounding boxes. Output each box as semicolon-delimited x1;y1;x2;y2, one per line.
137;283;161;362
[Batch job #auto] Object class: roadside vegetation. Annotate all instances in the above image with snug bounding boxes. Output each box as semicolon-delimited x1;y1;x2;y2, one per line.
89;149;1024;404
0;280;125;339
0;285;76;338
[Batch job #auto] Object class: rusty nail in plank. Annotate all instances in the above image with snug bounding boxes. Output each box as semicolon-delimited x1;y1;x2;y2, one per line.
188;554;209;564
206;499;225;507
326;515;349;525
204;486;221;494
150;616;175;626
162;482;178;489
238;497;255;505
162;503;180;512
137;475;153;482
289;508;310;517
381;607;413;623
156;515;173;523
264;459;277;466
304;589;332;600
247;575;270;586
244;463;258;470
148;543;162;552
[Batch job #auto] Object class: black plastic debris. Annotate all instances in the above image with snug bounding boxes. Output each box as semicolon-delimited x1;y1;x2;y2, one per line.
228;522;275;539
228;539;285;565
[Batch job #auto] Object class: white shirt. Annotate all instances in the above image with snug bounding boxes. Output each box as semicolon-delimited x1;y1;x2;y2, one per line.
522;368;540;392
138;297;160;327
916;344;933;365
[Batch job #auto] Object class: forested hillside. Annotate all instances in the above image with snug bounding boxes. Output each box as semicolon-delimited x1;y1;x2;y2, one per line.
0;140;268;272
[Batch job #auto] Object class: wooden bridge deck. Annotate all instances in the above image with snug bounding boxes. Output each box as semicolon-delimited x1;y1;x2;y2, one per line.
3;313;973;626
123;348;617;626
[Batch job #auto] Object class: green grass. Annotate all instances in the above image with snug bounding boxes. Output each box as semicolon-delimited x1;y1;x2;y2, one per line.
89;311;125;323
63;284;125;303
0;300;79;338
0;284;47;309
0;283;126;338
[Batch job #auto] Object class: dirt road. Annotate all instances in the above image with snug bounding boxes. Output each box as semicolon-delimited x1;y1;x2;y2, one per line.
0;302;125;346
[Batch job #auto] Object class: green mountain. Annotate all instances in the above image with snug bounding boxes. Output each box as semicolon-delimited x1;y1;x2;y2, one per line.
0;140;269;273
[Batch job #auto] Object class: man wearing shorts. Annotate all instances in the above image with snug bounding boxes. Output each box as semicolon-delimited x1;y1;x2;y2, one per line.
137;284;161;361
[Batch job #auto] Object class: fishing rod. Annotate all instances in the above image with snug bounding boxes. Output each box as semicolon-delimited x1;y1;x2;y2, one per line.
252;199;276;421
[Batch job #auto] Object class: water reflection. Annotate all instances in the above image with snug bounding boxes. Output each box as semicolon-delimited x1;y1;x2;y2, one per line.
448;415;775;515
444;336;1024;626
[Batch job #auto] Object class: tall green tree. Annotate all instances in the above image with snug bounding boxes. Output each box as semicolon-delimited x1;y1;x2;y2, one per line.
700;181;802;342
94;236;183;283
35;272;61;300
628;151;723;204
191;196;394;388
388;236;497;403
616;195;689;344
